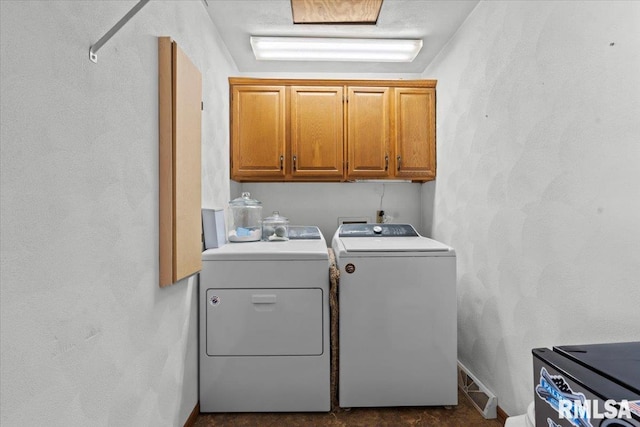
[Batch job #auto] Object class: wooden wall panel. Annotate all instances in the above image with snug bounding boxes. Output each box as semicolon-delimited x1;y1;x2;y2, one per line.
172;41;202;282
158;37;174;287
159;37;202;287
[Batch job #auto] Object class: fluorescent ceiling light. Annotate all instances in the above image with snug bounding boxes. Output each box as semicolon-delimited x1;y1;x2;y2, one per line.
250;36;423;62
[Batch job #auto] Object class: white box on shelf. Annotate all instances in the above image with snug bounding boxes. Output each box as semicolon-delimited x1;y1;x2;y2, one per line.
202;208;226;249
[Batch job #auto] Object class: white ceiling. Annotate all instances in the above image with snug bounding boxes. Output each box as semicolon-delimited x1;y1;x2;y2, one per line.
203;0;479;74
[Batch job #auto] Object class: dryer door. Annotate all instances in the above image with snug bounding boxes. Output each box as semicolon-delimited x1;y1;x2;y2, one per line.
206;288;323;356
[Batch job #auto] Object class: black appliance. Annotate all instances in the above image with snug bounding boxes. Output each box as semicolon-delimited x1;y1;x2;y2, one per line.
533;342;640;427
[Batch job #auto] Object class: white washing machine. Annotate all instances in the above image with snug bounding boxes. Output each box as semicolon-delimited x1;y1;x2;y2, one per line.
199;226;330;412
332;223;457;408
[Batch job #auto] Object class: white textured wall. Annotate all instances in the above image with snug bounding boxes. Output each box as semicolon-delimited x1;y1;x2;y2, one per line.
422;0;640;416
0;1;236;425
240;182;423;242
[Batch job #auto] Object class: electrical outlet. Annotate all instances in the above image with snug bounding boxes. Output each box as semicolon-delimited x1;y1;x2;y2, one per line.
376;210;384;223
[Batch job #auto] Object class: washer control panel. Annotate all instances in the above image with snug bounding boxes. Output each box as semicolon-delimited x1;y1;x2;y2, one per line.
338;223;419;237
288;226;322;240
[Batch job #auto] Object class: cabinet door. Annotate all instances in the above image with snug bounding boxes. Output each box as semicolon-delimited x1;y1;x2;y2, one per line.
290;86;344;179
231;86;286;180
347;87;390;178
393;88;436;180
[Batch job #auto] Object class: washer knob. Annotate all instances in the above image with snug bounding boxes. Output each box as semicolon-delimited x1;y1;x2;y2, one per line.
373;225;383;234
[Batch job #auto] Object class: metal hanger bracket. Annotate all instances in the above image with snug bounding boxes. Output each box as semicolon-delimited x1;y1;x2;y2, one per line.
89;0;151;63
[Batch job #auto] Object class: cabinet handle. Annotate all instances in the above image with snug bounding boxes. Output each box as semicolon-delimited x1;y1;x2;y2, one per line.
385;154;389;171
397;155;402;171
293;155;297;171
279;155;284;170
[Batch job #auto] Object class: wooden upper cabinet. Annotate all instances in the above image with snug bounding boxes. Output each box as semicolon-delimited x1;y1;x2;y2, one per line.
231;85;286;179
347;87;390;178
229;78;436;182
393;87;436;180
290;86;344;179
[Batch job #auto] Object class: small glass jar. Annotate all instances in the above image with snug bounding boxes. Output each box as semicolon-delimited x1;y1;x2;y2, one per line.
262;211;289;241
227;192;262;242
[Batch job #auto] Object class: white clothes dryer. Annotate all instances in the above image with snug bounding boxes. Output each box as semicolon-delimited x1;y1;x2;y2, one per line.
332;223;457;408
200;226;330;412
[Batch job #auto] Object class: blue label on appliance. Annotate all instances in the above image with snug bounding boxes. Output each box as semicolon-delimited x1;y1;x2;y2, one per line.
536;367;593;427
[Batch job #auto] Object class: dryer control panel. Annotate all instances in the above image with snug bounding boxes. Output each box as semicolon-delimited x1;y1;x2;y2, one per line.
338;223;419;237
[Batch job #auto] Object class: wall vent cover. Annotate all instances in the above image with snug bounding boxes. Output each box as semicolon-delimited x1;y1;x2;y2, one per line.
457;361;498;419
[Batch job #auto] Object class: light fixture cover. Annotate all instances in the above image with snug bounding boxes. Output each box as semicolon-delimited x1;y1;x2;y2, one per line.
250;36;423;62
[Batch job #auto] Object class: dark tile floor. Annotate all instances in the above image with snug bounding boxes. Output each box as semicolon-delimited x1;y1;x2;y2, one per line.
194;390;503;426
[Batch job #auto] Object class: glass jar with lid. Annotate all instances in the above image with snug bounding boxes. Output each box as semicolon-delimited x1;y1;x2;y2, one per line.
228;192;262;242
262;211;289;241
